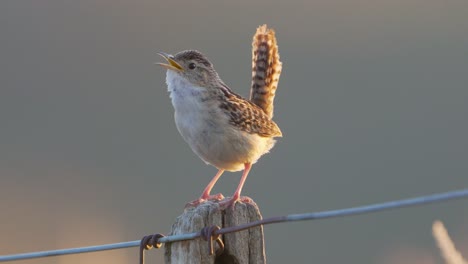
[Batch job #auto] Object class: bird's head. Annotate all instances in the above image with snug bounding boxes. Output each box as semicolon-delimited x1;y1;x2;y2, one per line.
157;50;220;88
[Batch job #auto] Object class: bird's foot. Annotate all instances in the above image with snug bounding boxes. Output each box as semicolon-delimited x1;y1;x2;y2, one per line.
205;193;225;201
184;193;225;208
239;196;253;204
218;195;253;210
184;198;206;208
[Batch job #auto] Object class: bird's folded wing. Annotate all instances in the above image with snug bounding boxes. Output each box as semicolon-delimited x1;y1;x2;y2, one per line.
219;98;282;138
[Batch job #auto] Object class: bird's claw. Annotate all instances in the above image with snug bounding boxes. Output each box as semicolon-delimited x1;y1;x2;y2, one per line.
218;196;253;210
185;193;225;208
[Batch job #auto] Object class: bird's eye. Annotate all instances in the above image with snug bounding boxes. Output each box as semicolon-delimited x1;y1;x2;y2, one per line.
188;63;196;70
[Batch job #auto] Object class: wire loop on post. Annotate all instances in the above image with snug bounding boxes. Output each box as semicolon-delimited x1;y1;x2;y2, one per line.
201;225;224;256
139;233;165;264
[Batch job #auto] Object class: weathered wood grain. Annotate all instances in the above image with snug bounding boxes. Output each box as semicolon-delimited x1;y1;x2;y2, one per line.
164;200;265;264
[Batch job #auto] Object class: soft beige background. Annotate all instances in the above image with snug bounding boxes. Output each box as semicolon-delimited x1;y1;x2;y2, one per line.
1;1;467;263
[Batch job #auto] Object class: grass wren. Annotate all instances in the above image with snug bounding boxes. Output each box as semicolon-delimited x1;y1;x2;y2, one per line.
157;25;282;209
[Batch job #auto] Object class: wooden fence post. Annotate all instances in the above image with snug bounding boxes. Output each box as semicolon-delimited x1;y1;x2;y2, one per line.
164;200;266;264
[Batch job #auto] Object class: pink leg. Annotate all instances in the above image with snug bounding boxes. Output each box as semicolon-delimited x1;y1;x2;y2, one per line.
200;169;225;200
220;163;252;209
186;169;225;208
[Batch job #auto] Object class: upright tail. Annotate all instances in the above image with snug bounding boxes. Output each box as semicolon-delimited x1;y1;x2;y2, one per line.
249;24;282;119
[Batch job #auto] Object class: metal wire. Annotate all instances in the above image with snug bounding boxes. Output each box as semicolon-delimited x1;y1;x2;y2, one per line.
1;188;467;262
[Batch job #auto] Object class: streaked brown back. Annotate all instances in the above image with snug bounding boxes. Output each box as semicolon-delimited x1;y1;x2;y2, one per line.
249;24;282;119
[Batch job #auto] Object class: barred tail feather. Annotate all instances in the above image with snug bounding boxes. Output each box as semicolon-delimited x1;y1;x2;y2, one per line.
249;24;282;119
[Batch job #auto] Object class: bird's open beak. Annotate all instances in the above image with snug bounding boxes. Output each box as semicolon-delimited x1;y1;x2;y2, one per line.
156;52;184;72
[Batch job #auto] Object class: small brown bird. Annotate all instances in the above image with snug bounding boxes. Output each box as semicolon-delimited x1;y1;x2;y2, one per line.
157;25;282;208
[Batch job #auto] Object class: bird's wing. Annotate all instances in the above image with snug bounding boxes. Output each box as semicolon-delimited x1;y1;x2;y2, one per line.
219;95;282;138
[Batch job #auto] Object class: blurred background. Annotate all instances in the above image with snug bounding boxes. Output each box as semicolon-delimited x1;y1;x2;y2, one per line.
1;1;467;263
